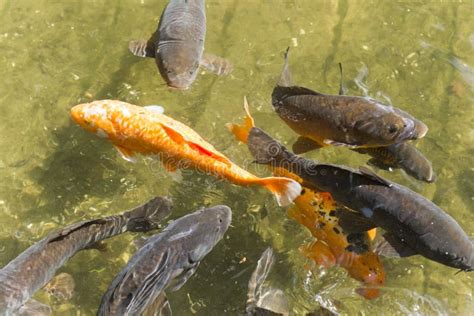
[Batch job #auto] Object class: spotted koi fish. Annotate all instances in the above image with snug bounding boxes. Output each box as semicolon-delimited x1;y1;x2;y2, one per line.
70;100;301;206
228;99;385;299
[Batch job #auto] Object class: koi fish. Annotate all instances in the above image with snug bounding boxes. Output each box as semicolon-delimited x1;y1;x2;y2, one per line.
0;197;172;315
98;205;232;315
287;188;384;299
245;127;474;272
129;0;232;89
228;101;384;299
353;142;436;183
272;48;428;149
71;100;301;207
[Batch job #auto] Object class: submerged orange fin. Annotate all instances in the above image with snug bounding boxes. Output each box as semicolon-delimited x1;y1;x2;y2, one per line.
114;145;137;163
367;228;377;241
227;96;255;144
161;123;232;167
302;240;337;269
256;176;302;207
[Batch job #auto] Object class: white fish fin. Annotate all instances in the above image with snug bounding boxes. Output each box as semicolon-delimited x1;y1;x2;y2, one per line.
257;288;290;315
167;263;199;292
142;293;172;316
323;139;359;148
129;39;156;58
114;145;137;163
145;105;165;114
247;248;274;313
126;248;173;314
18;299;52;316
200;53;233;75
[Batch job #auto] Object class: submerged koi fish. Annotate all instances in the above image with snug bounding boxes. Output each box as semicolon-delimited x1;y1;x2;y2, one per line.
287;188;384;299
228;100;385;299
70;100;301;207
129;0;232;89
273;48;428;149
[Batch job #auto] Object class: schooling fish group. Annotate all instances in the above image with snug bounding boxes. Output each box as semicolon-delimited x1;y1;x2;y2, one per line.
1;0;472;314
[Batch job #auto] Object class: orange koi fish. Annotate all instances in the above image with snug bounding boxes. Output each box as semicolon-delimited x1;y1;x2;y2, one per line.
228;98;385;299
286;187;385;300
70;100;301;206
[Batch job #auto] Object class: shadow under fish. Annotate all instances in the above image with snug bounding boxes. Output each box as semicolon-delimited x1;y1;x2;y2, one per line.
97;205;231;315
272;47;428;149
129;0;232;89
0;197;172;315
246;127;474;272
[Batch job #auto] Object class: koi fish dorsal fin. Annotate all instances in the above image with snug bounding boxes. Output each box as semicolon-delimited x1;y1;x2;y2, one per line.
157;115;232;167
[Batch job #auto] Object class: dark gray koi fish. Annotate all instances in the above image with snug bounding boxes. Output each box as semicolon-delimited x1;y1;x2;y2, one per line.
246;127;474;272
0;197;172;315
272;48;428;149
129;0;232;89
97;205;231;316
246;248;289;316
353;142;436;183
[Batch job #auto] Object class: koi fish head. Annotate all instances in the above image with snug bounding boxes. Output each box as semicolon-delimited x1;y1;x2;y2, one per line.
70;100;119;139
183;205;232;262
356;111;428;145
157;46;201;90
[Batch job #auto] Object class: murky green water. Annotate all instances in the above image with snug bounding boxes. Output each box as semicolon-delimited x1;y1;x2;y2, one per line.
0;0;473;315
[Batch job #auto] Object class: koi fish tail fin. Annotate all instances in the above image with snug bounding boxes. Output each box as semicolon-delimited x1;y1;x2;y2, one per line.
226;96;255;144
257;176;302;207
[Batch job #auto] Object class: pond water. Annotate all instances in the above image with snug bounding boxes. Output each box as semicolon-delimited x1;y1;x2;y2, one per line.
0;0;473;315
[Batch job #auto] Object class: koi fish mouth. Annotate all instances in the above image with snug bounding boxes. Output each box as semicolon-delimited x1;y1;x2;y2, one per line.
397;119;428;141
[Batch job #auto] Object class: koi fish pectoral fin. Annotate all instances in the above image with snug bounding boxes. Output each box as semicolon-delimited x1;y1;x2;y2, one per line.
200;53;233;76
114;145;138;163
292;136;323;154
168;263;199;292
142;293;172;316
323;139;359;148
129;39;156;58
336;209;378;233
375;233;417;258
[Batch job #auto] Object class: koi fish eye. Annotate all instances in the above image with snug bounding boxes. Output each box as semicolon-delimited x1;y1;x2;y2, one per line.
388;125;398;134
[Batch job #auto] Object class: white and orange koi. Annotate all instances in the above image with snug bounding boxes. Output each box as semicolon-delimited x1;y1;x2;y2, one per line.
70;100;301;206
